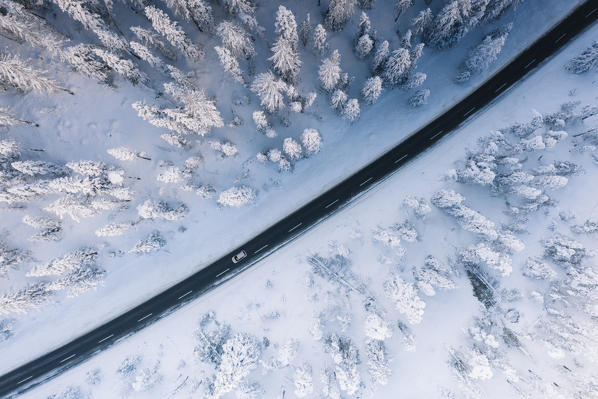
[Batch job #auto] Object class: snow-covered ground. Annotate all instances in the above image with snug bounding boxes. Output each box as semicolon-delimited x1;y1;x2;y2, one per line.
0;0;586;373
15;17;598;399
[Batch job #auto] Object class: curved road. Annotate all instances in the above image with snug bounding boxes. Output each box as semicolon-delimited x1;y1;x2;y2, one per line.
2;2;597;397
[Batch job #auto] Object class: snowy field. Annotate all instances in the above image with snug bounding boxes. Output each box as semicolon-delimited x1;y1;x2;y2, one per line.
0;0;586;374
15;16;598;399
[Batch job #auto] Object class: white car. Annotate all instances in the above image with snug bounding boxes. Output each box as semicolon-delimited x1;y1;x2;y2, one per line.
232;250;247;264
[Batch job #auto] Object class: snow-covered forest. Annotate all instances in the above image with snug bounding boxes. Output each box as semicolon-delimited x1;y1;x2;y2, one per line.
12;12;598;398
0;0;591;388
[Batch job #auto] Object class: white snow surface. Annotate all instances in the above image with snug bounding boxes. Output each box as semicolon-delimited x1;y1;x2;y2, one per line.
0;0;589;379
14;16;598;399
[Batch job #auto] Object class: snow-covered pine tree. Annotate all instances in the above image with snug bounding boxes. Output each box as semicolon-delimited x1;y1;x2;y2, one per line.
137;198;188;220
457;24;511;81
404;71;426;89
394;0;413;22
300;128;322;155
425;0;473;49
252;110;270;132
170;85;223;128
401;29;412;49
0;240;31;276
50;264;106;297
382;48;411;85
299;13;312;47
0;108;37;127
275;5;298;48
23;215;62;241
283;137;302;160
312;24;328;55
358;11;371;37
95;222;132;237
331;89;348;111
325;0;357;31
371;40;389;73
366;340;391;386
323;335;361;395
293;364;313;397
130;41;163;68
209;333;261;399
269;37;301;83
52;0;127;51
318;49;342;91
28;248;98;277
0;282;54;315
342;98;360;122
0;56;72;94
92;48;147;84
216;21;255;59
12;160;66;177
130;26;176;60
409;42;424;67
215;46;244;83
0;0;65;54
164;0;214;32
411;7;433;35
250;72;287;113
566;41;598;74
221;0;255;16
361;76;382;104
217;185;256;207
355;34;374;58
130;230;166;254
60;44;110;82
144;5;203;61
383;275;426;324
484;0;521;21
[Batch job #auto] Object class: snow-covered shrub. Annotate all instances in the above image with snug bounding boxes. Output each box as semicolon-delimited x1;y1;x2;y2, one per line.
130;231;167;254
300;128;322;155
251;72;287;113
210;333;262;399
366;339;391;386
566;41;598;74
383;275;425;324
408;88;430;107
0;241;31;276
95;222;132;237
28;248;97;278
293;364;313;397
319;50;341;91
361;76;382;104
364;312;392;340
457;24;511;82
217;186;256;207
282;137;302;160
137;199;188;220
342;99;360;121
210;140;239;158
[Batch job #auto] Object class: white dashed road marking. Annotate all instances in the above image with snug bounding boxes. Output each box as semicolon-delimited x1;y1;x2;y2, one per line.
177;291;193;300
59;354;75;363
325;199;339;209
16;377;32;385
288;223;302;233
524;59;536;69
254;245;268;254
216;268;230;278
394;154;408;164
98;334;114;344
359;177;373;187
137;313;152;322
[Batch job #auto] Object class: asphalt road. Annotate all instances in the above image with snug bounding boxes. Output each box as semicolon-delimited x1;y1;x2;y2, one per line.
2;2;597;397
